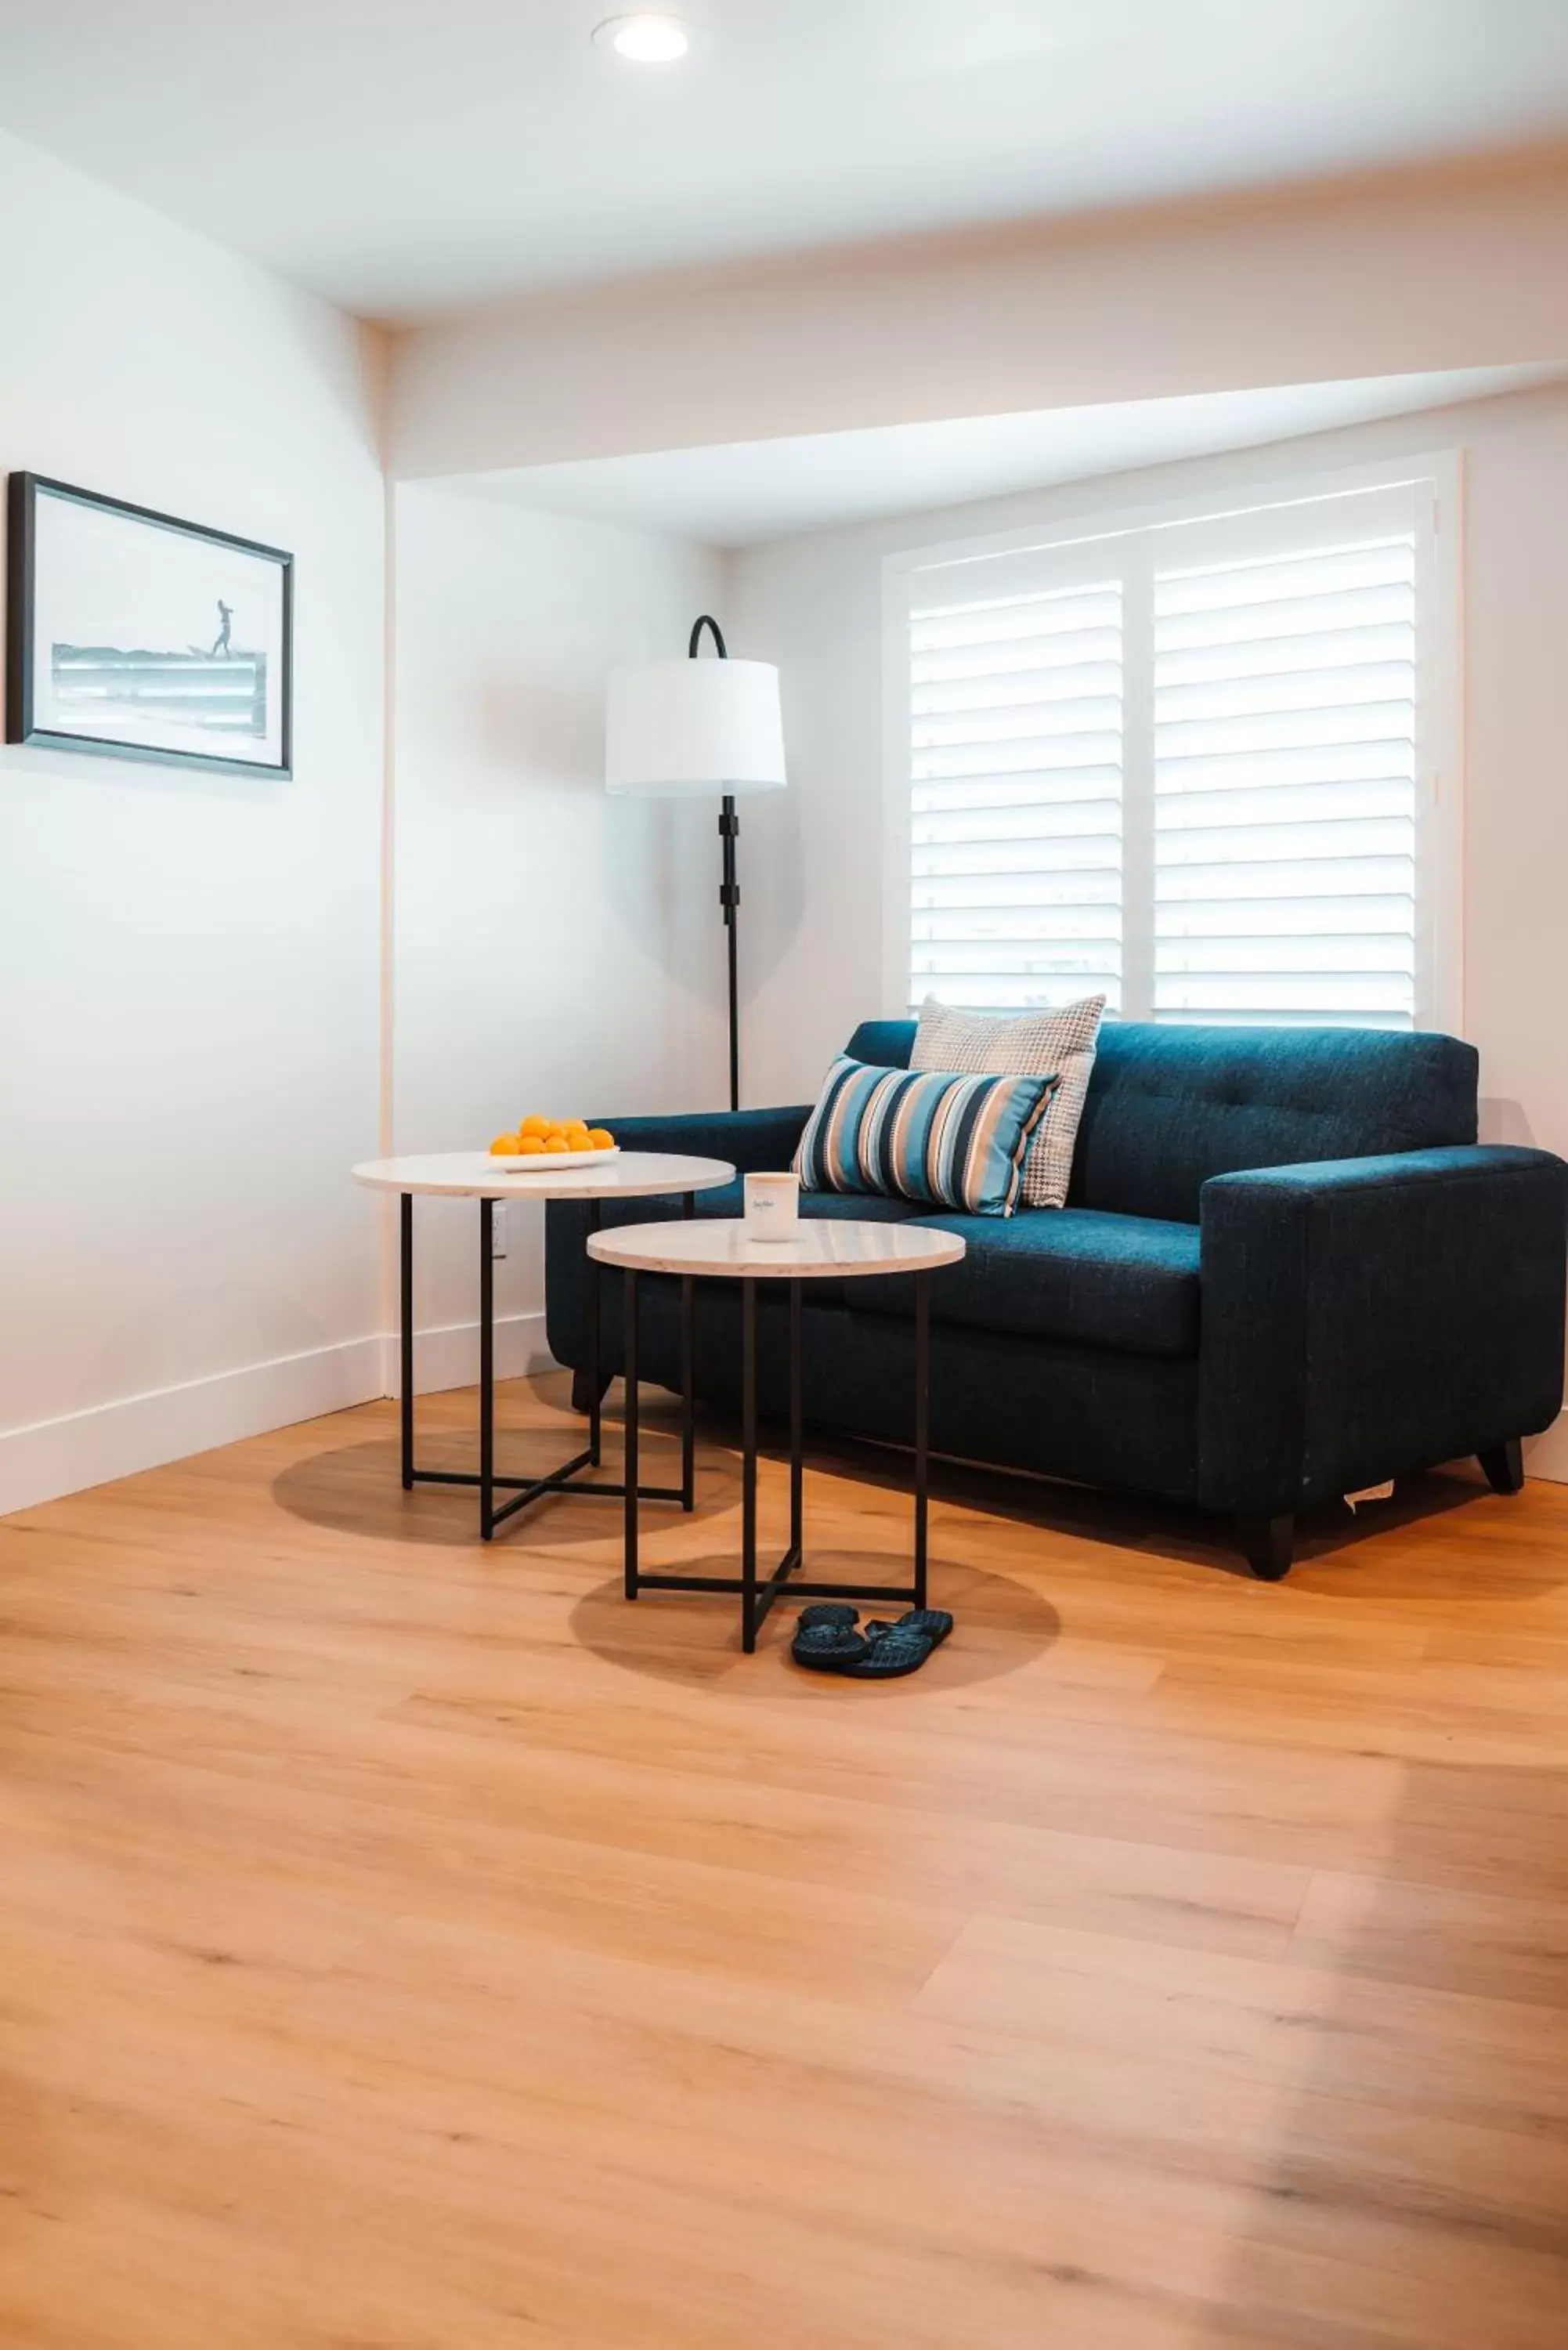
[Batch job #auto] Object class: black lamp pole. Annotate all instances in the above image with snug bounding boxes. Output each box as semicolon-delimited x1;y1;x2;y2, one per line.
688;613;742;1112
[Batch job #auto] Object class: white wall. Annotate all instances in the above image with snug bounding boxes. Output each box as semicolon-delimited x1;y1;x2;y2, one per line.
391;159;1568;479
0;131;387;1511
392;486;726;1383
726;380;1568;1473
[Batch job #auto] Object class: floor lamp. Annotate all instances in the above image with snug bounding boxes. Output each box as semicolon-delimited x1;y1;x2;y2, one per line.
605;616;786;1111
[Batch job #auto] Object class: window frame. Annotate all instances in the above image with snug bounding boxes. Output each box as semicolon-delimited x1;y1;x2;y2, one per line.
881;454;1464;1035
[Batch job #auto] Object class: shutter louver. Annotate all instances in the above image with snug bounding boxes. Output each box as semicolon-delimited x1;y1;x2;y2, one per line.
1153;533;1418;1027
908;580;1123;1012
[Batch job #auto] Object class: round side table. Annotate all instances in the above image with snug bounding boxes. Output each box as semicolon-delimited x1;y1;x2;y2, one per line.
588;1217;966;1650
352;1152;734;1539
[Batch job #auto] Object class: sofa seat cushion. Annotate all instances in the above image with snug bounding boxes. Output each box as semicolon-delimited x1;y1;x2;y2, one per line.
851;1206;1202;1358
587;1188;1196;1354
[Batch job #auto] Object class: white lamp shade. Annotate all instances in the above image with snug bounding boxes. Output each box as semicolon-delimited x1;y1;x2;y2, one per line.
605;656;786;797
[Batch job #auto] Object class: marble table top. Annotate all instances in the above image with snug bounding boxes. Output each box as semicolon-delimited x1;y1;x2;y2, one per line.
587;1217;966;1280
352;1152;735;1202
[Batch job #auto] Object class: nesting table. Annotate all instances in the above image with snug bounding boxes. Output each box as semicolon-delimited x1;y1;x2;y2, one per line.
588;1217;966;1650
351;1151;733;1539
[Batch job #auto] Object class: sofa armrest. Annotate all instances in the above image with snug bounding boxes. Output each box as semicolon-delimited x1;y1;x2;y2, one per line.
589;1104;811;1173
1198;1145;1568;1517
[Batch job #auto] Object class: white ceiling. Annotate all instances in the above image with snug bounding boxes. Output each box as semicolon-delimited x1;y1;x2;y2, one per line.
455;368;1560;547
3;2;1568;320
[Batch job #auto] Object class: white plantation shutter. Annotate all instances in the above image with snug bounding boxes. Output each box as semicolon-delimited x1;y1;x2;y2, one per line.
908;573;1124;1012
1152;490;1421;1027
893;475;1447;1029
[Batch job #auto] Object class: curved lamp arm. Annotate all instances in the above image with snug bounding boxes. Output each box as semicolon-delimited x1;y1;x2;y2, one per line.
688;613;728;660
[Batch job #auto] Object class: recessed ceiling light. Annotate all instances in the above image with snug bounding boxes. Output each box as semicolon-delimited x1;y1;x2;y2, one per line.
593;13;690;64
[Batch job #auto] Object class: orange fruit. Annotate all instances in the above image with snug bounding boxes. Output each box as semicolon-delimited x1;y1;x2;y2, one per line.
518;1135;546;1155
587;1128;614;1151
544;1135;571;1154
490;1133;521;1155
519;1114;549;1138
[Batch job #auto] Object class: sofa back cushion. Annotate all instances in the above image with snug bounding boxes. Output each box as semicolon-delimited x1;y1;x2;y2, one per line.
843;1019;1479;1224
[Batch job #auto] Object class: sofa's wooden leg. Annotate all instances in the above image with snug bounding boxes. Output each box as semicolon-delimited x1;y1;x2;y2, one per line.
1478;1438;1525;1495
571;1366;612;1417
1237;1513;1294;1581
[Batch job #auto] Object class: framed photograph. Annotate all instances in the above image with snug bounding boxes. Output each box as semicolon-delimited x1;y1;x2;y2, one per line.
5;472;292;778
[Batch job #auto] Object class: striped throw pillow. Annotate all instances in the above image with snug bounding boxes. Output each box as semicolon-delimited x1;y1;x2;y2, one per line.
911;994;1106;1209
794;1057;1059;1218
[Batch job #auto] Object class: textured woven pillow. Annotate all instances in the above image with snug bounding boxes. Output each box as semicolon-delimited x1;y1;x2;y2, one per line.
911;995;1106;1209
794;1055;1057;1217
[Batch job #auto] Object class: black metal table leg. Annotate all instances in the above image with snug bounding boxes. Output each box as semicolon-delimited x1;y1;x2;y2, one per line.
681;1188;696;1511
479;1196;495;1541
741;1276;758;1651
623;1268;639;1600
789;1278;803;1560
586;1198;602;1468
399;1192;414;1490
680;1277;696;1510
914;1268;930;1612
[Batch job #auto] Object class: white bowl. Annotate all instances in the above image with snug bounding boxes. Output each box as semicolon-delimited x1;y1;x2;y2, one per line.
490;1144;621;1173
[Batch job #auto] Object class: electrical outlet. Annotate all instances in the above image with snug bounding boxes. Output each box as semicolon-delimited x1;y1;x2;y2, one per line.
490;1204;508;1260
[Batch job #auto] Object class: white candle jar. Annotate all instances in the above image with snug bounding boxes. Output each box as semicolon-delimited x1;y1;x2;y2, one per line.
743;1170;800;1238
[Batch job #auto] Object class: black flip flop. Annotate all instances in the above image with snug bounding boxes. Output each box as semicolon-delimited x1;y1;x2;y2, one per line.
790;1620;870;1674
797;1603;861;1634
865;1609;953;1650
841;1624;934;1679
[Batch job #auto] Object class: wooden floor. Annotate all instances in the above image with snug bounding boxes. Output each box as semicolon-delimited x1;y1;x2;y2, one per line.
4;1376;1568;2348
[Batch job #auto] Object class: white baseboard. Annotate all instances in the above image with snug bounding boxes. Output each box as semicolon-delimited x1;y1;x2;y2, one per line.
1525;1410;1568;1485
382;1310;557;1398
0;1333;387;1518
0;1313;563;1520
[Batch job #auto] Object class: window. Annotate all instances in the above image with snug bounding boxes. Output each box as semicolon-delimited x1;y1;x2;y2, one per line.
887;470;1458;1030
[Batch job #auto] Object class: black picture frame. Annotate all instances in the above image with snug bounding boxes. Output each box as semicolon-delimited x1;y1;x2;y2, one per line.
5;472;294;779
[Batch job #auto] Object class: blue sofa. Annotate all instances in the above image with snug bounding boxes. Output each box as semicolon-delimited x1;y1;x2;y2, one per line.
545;1021;1568;1577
